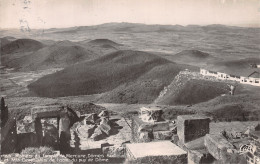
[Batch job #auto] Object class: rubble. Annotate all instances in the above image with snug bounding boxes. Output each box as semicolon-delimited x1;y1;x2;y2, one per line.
83;113;98;124
153;131;173;140
102;145;125;158
77;124;96;139
138;132;152;142
16;115;35;134
98;110;109;119
131;107;173;143
90;126;104;141
74;110;112;142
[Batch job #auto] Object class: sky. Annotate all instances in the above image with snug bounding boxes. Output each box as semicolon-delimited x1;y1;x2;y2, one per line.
0;0;260;29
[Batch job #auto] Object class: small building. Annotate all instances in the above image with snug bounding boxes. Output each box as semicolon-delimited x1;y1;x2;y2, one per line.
200;68;260;87
200;68;208;76
200;68;218;78
240;71;260;86
217;72;229;80
208;70;218;78
228;74;240;81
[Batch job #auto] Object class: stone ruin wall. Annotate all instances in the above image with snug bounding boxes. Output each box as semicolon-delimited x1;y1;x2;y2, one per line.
131;108;174;143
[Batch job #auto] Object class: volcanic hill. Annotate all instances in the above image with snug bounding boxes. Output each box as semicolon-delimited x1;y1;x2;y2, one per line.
28;50;194;103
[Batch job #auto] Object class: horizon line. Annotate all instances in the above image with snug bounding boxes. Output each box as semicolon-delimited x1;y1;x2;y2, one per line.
1;22;260;30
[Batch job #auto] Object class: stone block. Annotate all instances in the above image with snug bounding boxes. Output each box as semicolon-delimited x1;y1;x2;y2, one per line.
98;110;109;118
99;118;111;135
138;121;169;132
188;149;215;164
153;121;170;131
90;126;104;141
177;115;210;143
139;107;163;123
172;134;179;145
204;134;235;161
132;116;170;143
126;141;187;163
153;131;173;140
102;145;125;158
84;113;98;124
77;124;96;138
139;132;152;142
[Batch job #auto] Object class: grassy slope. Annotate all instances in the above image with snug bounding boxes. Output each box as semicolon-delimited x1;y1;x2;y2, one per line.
98;63;192;104
173;79;229;105
192;92;260;121
155;71;232;105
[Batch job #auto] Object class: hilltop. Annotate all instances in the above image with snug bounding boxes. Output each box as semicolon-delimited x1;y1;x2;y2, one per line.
78;39;121;55
87;39;122;47
167;50;220;67
1;38;121;71
0;36;16;47
1;39;44;54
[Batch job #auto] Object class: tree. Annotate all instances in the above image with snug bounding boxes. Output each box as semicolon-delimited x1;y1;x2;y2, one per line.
1;97;8;127
1;97;5;111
